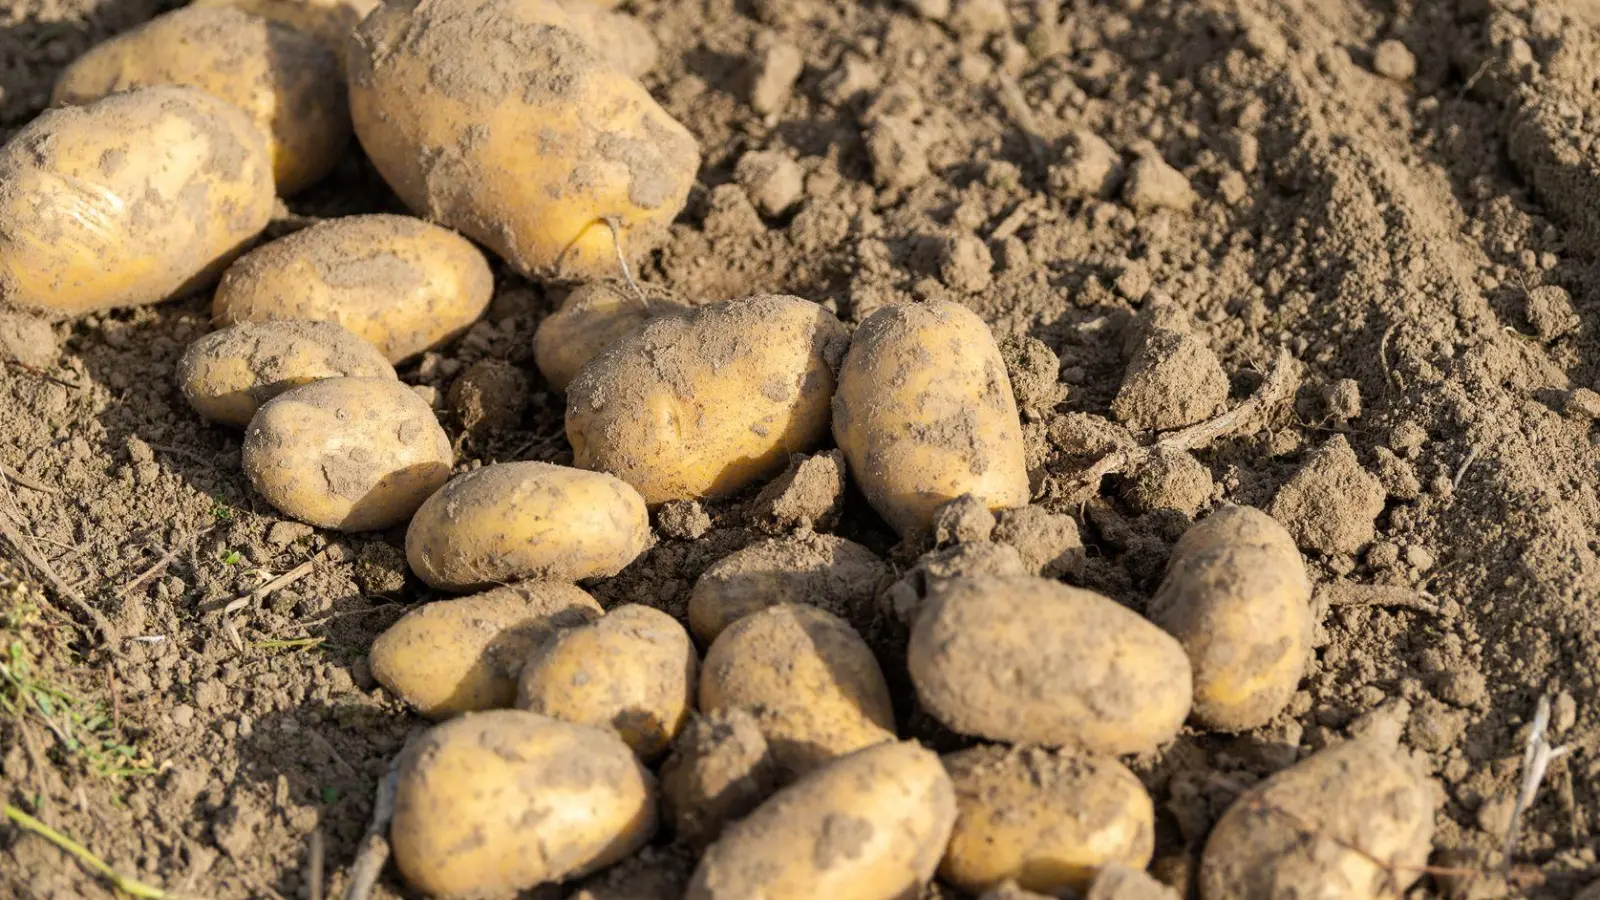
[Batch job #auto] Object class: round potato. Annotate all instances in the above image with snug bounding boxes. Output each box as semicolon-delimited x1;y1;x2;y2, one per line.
686;741;956;900
212;214;494;363
0;86;274;317
177;320;394;428
908;575;1191;755
534;282;687;393
347;0;700;281
567;295;847;505
191;0;379;65
941;745;1155;895
405;461;650;592
833;301;1030;537
369;581;603;719
242;376;453;531
659;708;778;851
1148;506;1313;732
687;532;891;645
392;710;657;898
700;603;895;776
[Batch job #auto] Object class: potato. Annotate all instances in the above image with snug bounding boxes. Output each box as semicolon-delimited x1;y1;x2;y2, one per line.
1148;506;1313;732
833;301;1030;537
941;745;1154;895
191;0;379;64
0;87;274;317
519;0;660;78
907;575;1191;755
659;708;778;850
567;295;847;505
348;0;700;281
242;376;453;531
686;740;956;900
176;320;394;428
687;532;891;645
405;461;650;592
518;604;697;759
534;282;687;393
212;214;494;363
1200;738;1437;900
369;581;603;719
392;710;657;898
700;603;895;776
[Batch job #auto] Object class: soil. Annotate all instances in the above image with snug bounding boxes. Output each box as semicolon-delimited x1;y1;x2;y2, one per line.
5;0;1600;897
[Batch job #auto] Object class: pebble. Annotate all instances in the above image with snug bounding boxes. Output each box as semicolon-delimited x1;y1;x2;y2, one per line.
1047;130;1121;200
1373;39;1417;81
750;40;804;115
1121;151;1197;213
734;151;805;217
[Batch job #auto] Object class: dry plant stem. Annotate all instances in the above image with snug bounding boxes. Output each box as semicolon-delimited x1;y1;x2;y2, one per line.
116;526;213;599
1503;695;1571;866
307;828;325;900
603;216;650;310
0;481;117;645
222;553;322;616
0;464;56;495
1318;583;1441;615
4;803;172;899
344;734;415;900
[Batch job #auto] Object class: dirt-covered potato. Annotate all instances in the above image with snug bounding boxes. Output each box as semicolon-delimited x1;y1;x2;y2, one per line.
348;0;700;281
405;461;650;592
659;708;778;850
534;283;687;393
191;0;378;64
1148;506;1313;732
242;377;452;531
833;301;1030;537
392;710;657;898
700;603;895;776
176;320;394;427
517;604;697;759
568;295;847;505
688;532;892;645
0;87;274;318
369;581;603;719
686;741;956;900
212;214;494;363
908;575;1191;755
52;7;348;194
941;745;1155;895
1201;738;1437;900
519;0;660;78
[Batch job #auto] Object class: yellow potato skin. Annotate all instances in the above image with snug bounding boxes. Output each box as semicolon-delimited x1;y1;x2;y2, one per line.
686;741;957;900
177;320;395;427
190;0;379;65
53;7;349;194
1148;506;1313;732
567;295;848;505
534;283;686;393
405;461;651;592
212;214;494;363
0;87;274;318
392;710;658;899
369;581;603;719
833;301;1031;537
347;0;700;281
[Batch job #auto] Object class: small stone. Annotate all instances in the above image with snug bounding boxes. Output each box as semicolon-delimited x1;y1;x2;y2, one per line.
1087;864;1182;900
1565;388;1600;420
752;450;848;532
821;53;880;106
1322;378;1362;422
940;233;993;293
992;506;1084;577
1269;435;1387;555
950;0;1009;38
998;335;1066;419
867;117;931;190
449;359;529;436
1373;39;1417;81
1122;151;1197;213
750;41;804;115
734;151;805;217
1112;329;1229;431
1125;447;1213;516
265;520;314;549
931;494;996;546
1046;130;1121;200
657;500;712;540
1525;285;1579;340
170;703;196;729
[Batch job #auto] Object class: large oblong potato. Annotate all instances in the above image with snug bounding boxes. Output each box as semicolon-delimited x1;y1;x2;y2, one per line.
405;461;651;592
392;710;657;898
687;532;891;645
833;301;1030;537
534;283;687;393
191;0;379;65
0;87;274;317
567;295;847;505
212;214;494;363
908;575;1191;755
1148;506;1313;732
177;320;395;428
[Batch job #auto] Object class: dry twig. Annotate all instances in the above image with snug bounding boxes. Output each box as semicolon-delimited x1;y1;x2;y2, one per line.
345;734;417;900
1317;583;1441;615
0;464;56;495
0;481;116;645
222;553;322;616
1504;695;1571;866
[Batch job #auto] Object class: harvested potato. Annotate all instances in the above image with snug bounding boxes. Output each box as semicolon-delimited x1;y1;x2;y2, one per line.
242;377;452;531
405;461;650;592
1148;506;1313;732
660;708;778;850
700;603;895;776
176;320;394;428
687;532;891;645
212;214;493;363
0;87;273;317
392;710;657;898
191;0;379;64
833;301;1030;537
567;295;847;504
534;282;686;393
369;581;603;719
686;740;956;900
348;0;699;281
941;745;1155;895
908;575;1191;755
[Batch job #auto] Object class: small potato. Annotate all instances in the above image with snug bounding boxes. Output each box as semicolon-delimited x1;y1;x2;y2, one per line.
533;282;686;393
392;710;657;898
700;603;895;776
567;295;847;505
191;0;379;65
687;532;891;645
212;214;494;363
1148;506;1313;732
518;604;697;759
369;581;603;719
833;301;1030;537
53;7;349;194
686;741;956;900
0;87;274;317
941;745;1154;895
177;320;394;427
405;461;650;592
242;377;453;531
908;575;1191;756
